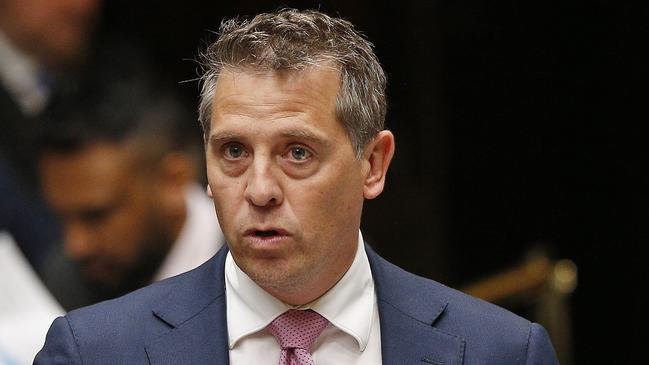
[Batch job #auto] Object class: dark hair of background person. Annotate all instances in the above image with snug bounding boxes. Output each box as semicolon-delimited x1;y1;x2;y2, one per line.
40;43;201;163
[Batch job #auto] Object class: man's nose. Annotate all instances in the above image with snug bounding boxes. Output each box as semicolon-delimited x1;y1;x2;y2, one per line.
64;221;95;260
244;158;283;207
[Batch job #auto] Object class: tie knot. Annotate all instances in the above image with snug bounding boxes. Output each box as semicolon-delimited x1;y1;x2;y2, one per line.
268;309;330;350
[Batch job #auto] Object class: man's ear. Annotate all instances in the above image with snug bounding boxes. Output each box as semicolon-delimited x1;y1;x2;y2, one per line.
154;152;195;221
204;132;214;199
159;152;195;190
207;184;213;198
362;130;395;199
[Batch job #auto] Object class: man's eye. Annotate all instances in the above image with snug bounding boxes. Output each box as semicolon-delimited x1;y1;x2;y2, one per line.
81;208;111;224
223;144;246;159
288;147;312;161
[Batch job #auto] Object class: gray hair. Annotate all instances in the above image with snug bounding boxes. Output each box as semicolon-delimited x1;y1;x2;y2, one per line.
198;8;387;157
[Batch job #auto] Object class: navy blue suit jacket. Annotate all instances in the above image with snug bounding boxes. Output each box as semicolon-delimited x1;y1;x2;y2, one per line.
35;245;559;364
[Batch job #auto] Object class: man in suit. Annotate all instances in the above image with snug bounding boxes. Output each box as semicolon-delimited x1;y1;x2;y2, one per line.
35;9;559;364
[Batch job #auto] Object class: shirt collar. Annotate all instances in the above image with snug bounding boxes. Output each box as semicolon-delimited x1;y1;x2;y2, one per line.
225;231;375;351
0;29;49;116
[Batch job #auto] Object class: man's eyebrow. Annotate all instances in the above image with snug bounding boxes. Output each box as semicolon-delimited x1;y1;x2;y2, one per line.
208;131;240;144
209;129;330;145
280;129;325;142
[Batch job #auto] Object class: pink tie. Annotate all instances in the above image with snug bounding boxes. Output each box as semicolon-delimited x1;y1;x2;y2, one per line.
267;309;330;365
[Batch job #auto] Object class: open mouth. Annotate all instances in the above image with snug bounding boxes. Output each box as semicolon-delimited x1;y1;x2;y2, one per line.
255;230;279;237
245;228;289;241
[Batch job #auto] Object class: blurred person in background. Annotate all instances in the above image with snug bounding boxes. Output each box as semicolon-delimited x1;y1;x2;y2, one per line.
38;47;224;310
0;0;101;272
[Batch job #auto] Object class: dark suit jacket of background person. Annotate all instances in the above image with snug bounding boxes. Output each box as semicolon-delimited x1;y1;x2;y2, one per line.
35;245;559;365
0;85;40;187
0;85;60;272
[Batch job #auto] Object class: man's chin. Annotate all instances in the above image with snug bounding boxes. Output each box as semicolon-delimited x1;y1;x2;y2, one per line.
244;262;310;293
79;264;122;291
81;274;117;290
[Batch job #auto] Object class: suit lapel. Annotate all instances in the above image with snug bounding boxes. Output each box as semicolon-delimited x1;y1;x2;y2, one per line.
142;243;465;364
145;247;230;365
366;245;466;365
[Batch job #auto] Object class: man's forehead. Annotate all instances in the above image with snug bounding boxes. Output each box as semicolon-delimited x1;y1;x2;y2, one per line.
204;64;351;151
41;142;143;186
211;67;340;118
214;65;342;94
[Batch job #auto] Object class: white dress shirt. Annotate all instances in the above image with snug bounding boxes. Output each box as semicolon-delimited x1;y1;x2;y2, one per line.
225;232;382;364
154;184;224;281
0;30;49;116
0;232;63;365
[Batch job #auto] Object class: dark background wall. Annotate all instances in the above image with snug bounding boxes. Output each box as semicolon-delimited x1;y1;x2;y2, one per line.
96;1;645;363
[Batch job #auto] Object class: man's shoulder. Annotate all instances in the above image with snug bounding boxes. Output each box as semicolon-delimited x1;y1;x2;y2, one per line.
392;262;530;330
61;249;226;344
36;249;230;364
367;246;553;363
68;271;180;319
35;273;186;363
63;264;193;340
